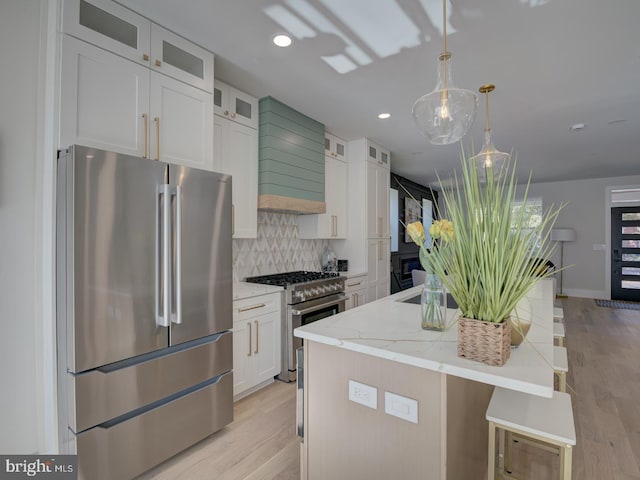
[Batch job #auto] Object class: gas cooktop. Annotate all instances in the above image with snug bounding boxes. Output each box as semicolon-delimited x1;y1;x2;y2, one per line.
245;270;340;287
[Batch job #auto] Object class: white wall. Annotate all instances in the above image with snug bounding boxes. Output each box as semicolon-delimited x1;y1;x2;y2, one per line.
523;174;640;299
0;0;45;453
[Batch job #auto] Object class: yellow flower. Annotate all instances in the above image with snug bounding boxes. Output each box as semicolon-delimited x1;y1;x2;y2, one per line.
430;219;454;242
406;222;425;246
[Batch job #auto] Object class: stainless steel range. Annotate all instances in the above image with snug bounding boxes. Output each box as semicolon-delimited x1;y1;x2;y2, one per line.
245;271;346;382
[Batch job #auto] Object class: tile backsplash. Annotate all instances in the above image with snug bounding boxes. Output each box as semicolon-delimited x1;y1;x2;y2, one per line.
233;211;329;282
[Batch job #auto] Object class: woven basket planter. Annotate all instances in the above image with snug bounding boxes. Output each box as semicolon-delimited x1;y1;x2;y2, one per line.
457;317;511;366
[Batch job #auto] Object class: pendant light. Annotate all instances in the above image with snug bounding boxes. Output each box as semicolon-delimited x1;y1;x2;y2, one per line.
412;0;478;145
470;84;510;182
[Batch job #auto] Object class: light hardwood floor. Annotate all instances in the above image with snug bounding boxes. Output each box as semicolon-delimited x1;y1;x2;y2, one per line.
136;381;300;480
138;297;640;479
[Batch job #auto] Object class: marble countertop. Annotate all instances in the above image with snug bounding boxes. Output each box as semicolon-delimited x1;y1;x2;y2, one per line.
233;282;284;301
295;279;555;397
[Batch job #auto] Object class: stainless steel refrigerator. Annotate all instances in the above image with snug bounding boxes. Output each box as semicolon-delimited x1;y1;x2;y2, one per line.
56;145;233;480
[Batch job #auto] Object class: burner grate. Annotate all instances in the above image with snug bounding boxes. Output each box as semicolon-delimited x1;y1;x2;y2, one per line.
245;270;340;286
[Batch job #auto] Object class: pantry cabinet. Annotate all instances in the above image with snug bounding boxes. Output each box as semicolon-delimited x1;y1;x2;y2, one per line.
213;80;259;238
367;238;390;301
331;138;391;303
232;292;281;399
59;0;214;170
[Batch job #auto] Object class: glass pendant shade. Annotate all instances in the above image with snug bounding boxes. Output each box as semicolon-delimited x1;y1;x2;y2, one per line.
413;53;478;145
470;83;510;182
472;130;510;182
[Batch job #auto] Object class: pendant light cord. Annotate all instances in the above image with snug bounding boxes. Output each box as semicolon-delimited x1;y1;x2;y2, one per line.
442;0;447;91
485;91;490;132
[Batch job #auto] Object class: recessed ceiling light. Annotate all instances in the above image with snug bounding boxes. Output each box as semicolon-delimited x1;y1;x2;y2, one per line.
273;34;292;47
378;113;391;119
570;123;585;131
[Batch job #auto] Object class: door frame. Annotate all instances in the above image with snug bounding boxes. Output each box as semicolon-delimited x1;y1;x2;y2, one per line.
605;185;640;299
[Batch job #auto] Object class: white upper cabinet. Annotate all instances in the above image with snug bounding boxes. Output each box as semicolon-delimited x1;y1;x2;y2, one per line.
214;80;259;129
325;132;347;162
60;0;215;169
298;153;347;239
60;35;150;156
366;140;390;169
150;24;214;93
63;0;151;65
149;74;213;170
213;79;259;238
214;114;258;238
63;0;214;92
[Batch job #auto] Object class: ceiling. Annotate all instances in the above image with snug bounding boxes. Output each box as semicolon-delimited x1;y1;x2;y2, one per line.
117;0;640;187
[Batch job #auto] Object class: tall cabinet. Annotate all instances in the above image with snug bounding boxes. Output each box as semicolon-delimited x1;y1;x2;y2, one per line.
213;79;259;238
59;0;214;171
332;138;390;303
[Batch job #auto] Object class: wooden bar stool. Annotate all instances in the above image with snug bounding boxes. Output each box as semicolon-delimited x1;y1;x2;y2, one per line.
486;388;576;480
553;346;568;393
553;322;565;346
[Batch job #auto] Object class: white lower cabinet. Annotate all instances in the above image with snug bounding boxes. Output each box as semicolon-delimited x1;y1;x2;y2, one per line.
232;292;281;399
344;274;367;310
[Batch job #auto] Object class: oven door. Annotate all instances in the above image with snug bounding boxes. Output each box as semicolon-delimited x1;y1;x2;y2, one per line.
284;293;346;381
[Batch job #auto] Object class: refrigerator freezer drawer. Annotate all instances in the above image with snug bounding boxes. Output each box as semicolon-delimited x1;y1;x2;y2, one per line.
70;331;232;433
76;371;233;480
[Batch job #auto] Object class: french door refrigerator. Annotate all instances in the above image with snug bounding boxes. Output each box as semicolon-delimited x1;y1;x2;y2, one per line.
56;145;233;480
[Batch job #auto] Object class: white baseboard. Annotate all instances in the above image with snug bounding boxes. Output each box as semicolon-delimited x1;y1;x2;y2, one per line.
561;288;607;299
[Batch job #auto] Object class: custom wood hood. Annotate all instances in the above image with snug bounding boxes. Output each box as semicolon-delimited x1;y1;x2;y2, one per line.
258;97;326;214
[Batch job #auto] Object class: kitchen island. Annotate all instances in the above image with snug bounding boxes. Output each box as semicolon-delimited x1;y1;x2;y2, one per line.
294;278;555;480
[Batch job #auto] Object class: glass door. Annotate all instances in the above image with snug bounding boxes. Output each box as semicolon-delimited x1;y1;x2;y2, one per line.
611;206;640;301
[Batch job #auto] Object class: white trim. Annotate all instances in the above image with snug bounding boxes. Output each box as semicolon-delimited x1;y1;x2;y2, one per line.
605;184;640;301
35;0;61;453
562;288;607;300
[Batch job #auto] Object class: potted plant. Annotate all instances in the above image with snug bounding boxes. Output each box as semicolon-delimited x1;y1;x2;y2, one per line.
407;152;562;366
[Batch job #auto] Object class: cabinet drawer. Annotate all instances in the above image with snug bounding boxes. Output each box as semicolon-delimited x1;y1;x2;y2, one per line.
76;371;232;480
70;332;232;433
233;292;281;321
345;275;368;293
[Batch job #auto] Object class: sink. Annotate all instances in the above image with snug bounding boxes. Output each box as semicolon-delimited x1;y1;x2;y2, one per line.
400;292;458;309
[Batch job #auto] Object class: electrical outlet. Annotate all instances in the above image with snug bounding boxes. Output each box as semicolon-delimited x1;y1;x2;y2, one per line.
348;380;377;409
384;391;418;424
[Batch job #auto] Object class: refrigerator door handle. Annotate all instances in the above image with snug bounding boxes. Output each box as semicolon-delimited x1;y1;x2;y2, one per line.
156;184;171;327
172;185;183;325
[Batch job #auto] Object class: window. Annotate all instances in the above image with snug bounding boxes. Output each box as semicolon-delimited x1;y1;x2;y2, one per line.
511;198;543;251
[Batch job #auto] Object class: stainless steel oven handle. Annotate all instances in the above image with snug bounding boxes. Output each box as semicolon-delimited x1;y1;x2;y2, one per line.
290;294;346;315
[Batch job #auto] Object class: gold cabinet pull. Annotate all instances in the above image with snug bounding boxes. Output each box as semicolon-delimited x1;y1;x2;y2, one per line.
254;320;259;354
224;110;229;116
247;322;252;357
155;59;161;67
238;303;266;313
143;53;149;61
154;117;160;160
142;113;148;158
